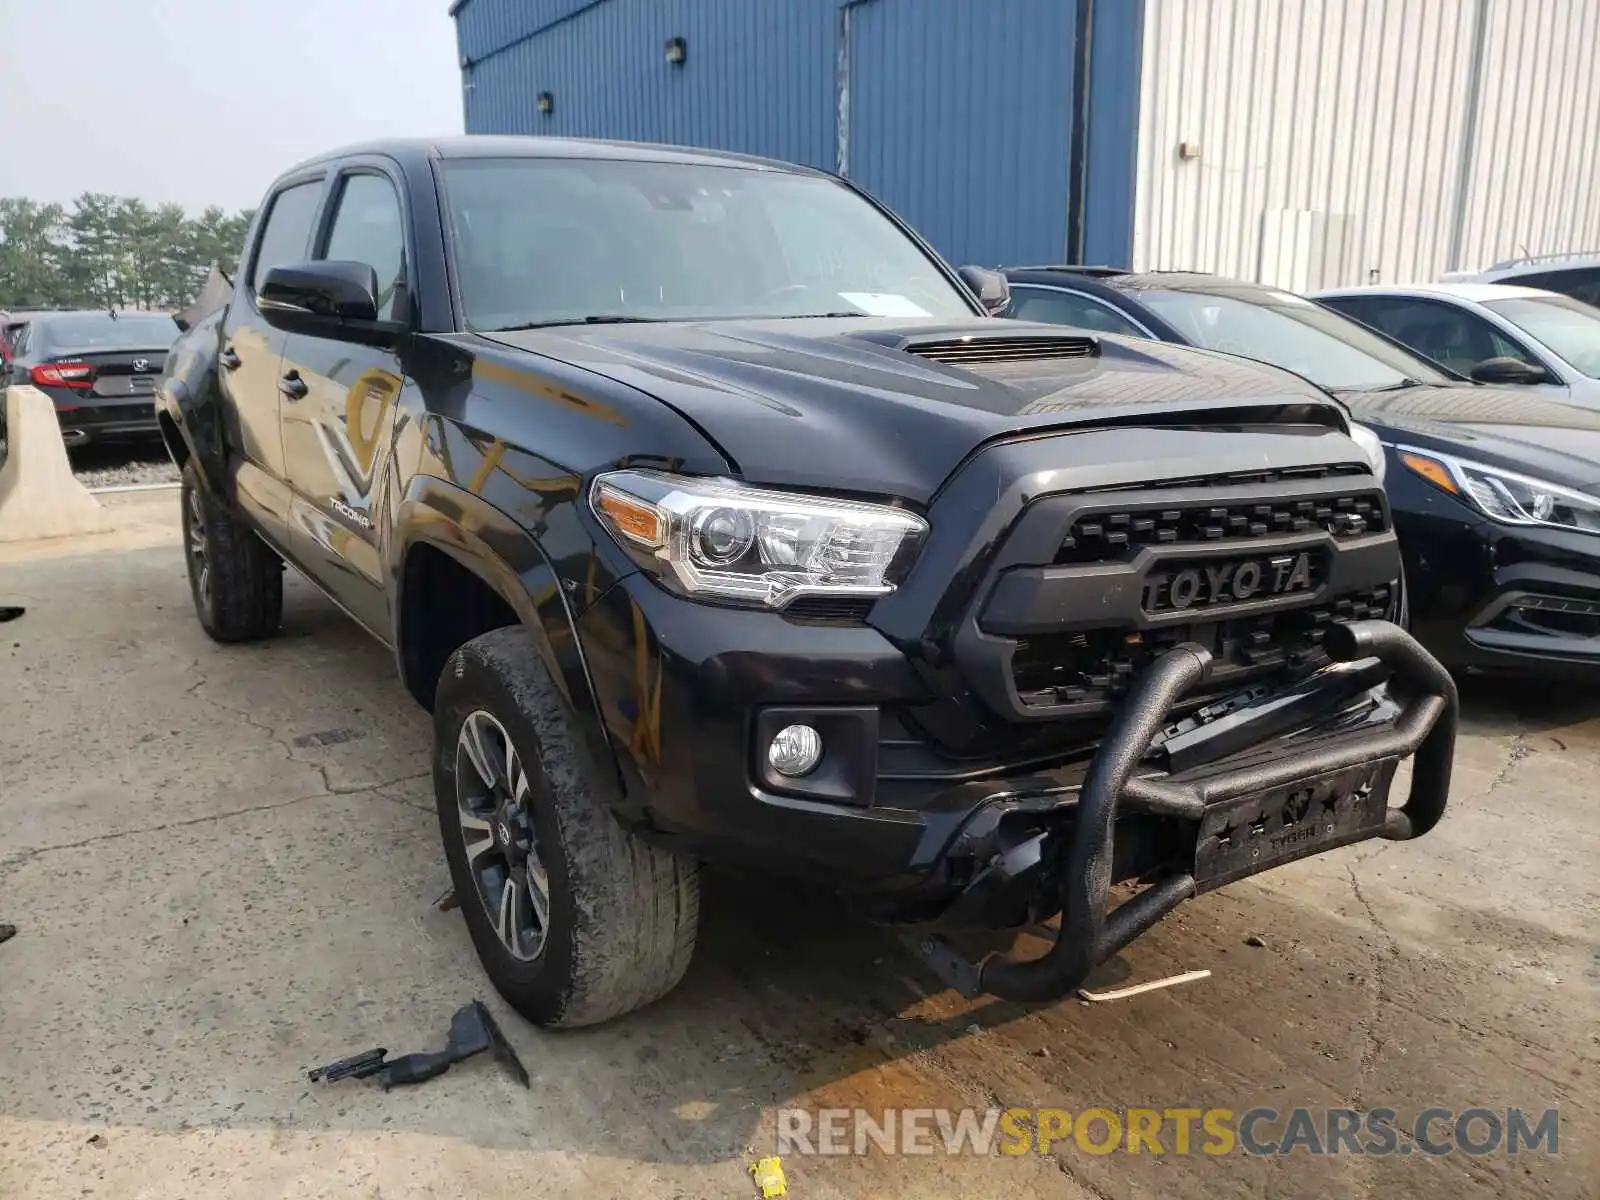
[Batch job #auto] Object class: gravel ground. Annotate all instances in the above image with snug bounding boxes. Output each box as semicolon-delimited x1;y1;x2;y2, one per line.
0;435;179;488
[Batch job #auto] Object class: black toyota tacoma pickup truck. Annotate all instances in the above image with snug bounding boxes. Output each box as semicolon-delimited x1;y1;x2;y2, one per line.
158;136;1457;1026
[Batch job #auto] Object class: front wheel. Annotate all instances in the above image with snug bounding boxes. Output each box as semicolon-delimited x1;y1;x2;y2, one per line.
433;627;699;1027
181;460;282;642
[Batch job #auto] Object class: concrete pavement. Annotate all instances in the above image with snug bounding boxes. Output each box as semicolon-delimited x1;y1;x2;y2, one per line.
0;496;1594;1198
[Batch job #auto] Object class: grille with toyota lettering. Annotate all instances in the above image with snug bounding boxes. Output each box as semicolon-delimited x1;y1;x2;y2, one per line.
959;474;1401;725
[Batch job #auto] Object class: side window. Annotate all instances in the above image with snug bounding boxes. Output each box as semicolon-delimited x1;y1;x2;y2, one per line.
250;181;324;295
1334;296;1526;376
1008;286;1147;336
321;173;406;321
8;324;29;358
1512;267;1600;308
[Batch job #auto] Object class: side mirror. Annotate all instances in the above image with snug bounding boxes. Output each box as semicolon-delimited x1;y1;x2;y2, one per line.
958;265;1012;317
1469;355;1548;385
258;261;402;347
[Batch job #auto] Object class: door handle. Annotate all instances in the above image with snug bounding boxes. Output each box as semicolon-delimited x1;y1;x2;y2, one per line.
219;348;241;371
279;370;309;401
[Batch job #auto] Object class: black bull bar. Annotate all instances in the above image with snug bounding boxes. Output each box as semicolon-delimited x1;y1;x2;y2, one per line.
914;619;1458;1003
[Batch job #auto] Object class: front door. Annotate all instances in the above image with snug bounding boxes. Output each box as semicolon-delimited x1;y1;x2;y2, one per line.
279;167;411;638
222;176;326;549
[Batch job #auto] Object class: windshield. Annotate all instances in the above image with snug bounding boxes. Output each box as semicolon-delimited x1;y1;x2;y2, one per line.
1485;295;1600;379
440;158;975;330
1136;288;1453;390
41;313;179;351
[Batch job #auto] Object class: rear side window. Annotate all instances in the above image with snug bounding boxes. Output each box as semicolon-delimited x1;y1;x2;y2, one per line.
1009;286;1147;336
1506;267;1600;307
321;173;406;321
250;181;324;294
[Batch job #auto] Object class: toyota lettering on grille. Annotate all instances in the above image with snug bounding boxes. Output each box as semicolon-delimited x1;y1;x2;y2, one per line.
1143;551;1315;613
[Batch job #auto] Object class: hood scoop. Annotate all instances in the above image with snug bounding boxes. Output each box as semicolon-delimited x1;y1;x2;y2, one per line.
897;332;1101;365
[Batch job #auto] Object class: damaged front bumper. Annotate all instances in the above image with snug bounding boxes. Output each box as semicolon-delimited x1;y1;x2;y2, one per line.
908;619;1458;1003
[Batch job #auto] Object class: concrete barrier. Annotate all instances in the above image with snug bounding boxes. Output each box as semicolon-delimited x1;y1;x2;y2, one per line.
0;386;106;542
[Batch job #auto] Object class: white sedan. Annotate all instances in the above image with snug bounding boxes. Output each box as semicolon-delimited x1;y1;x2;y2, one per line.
1313;282;1600;410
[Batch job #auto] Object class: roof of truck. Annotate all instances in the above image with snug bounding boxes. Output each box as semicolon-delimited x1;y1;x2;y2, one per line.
283;135;813;179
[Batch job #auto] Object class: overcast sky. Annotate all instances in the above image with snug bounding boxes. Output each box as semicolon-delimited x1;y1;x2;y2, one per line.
0;0;462;214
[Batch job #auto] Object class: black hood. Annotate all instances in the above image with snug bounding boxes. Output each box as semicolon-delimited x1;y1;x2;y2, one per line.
484;318;1349;501
1337;383;1600;490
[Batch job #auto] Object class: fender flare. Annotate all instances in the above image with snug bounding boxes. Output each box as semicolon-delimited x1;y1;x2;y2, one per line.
391;475;627;804
157;379;228;494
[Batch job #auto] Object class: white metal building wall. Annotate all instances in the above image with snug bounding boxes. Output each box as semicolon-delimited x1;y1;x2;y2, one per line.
1131;0;1600;290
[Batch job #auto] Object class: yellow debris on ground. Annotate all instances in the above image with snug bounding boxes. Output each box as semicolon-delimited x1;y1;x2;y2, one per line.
749;1155;788;1198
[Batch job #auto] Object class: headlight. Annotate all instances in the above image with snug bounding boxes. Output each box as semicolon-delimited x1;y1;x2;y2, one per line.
1398;446;1600;533
1348;423;1387;483
590;469;928;608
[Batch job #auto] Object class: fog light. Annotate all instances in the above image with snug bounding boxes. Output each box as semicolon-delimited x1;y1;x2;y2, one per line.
768;724;822;777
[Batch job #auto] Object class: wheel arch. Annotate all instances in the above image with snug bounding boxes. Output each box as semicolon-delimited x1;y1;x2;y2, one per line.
392;476;625;803
158;310;235;494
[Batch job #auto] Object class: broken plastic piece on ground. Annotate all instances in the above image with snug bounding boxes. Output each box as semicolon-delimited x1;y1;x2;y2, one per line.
306;999;528;1090
0;607;22;623
749;1156;788;1198
0;923;16;945
307;1046;387;1083
1077;968;1211;1003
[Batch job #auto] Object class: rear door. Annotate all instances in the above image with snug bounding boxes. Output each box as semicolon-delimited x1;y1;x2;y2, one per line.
222;175;327;549
278;162;412;638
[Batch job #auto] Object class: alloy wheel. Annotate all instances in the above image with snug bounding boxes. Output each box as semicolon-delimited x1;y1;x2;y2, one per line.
186;488;210;609
454;709;551;961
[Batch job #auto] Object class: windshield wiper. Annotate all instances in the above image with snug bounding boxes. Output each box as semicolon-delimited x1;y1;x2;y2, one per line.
765;311;866;319
489;315;665;332
1356;378;1429;392
490;312;873;331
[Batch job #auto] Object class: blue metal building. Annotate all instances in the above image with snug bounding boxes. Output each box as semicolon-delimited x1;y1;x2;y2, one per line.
450;0;1145;268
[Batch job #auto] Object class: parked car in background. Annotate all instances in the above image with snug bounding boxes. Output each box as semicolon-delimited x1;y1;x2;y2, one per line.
1442;250;1600;306
156;136;1458;1025
1315;283;1600;408
3;310;179;446
1005;267;1600;677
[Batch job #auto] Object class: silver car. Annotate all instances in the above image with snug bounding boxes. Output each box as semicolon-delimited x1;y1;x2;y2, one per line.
1315;283;1600;410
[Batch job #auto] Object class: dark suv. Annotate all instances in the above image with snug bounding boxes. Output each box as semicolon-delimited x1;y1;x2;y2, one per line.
158;137;1457;1026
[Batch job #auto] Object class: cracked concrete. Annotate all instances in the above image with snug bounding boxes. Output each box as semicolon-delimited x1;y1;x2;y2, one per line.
1;498;1596;1199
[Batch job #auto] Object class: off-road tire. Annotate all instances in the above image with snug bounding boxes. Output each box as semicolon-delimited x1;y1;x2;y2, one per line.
181;459;283;643
434;627;699;1027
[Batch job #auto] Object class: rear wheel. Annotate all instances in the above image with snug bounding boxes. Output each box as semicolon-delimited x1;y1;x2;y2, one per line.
181;460;282;642
434;627;699;1027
